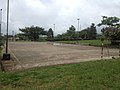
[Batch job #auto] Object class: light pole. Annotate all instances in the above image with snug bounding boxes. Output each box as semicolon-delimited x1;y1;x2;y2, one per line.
0;9;2;36
76;18;80;42
53;24;55;38
77;18;80;31
6;0;10;54
3;0;10;60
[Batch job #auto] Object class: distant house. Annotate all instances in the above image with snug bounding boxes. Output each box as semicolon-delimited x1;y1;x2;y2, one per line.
15;37;19;41
39;35;47;41
39;35;47;38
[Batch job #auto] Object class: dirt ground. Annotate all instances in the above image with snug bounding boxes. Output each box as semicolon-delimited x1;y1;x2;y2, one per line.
8;42;119;70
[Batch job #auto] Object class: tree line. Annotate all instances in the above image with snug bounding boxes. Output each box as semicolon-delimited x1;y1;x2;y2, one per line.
18;23;97;41
55;23;97;41
17;16;120;45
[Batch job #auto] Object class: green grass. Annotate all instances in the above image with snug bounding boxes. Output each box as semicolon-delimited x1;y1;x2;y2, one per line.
0;58;120;90
56;40;111;46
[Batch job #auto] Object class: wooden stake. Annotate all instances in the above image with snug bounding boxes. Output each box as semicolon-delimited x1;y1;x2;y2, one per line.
107;39;109;57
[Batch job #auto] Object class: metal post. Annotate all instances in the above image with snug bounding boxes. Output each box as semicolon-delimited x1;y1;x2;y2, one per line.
12;30;14;41
107;38;110;57
53;24;55;35
53;24;55;40
101;38;104;59
77;18;80;31
0;9;2;36
101;42;104;59
0;24;1;37
2;0;10;60
80;24;81;31
77;18;80;43
6;0;9;54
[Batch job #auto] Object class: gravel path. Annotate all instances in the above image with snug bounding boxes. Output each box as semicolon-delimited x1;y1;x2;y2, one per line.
8;42;119;70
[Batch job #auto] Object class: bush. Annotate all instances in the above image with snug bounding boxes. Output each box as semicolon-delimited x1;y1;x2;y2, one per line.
0;36;5;46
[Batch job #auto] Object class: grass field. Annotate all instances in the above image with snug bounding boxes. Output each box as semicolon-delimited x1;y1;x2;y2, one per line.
56;40;111;46
0;58;120;90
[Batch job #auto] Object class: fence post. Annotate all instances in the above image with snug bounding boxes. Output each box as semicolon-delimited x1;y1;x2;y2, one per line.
101;42;104;59
107;39;109;57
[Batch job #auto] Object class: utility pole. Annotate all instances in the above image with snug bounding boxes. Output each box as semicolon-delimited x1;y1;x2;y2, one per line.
76;18;80;43
12;30;14;41
3;0;11;60
6;0;9;54
53;24;55;38
77;18;80;31
80;24;81;31
0;9;2;36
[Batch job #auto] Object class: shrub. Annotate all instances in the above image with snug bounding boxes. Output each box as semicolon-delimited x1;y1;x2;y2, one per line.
0;36;5;46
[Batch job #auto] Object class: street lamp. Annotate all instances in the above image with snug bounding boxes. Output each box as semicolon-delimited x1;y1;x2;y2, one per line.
3;0;11;60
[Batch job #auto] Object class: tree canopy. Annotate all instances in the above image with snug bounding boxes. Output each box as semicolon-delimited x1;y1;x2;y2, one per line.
98;16;120;44
56;25;77;40
47;28;54;40
19;26;47;41
79;23;97;40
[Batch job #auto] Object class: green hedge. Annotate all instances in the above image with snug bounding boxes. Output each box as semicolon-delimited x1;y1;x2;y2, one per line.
0;37;5;46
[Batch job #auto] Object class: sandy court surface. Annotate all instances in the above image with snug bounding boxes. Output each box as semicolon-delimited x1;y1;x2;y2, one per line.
8;42;119;69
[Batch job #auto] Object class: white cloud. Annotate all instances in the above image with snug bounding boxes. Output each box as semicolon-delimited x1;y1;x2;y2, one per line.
0;0;120;35
26;0;46;8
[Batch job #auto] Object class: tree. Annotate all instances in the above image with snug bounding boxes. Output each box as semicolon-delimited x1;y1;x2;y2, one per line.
47;28;54;40
0;36;4;46
55;34;62;40
98;16;120;44
55;25;77;40
17;33;25;40
19;26;47;41
79;23;97;40
98;16;120;27
66;25;76;39
79;28;89;39
88;23;97;39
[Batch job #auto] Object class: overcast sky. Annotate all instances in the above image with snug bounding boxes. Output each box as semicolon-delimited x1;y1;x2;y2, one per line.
0;0;120;35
